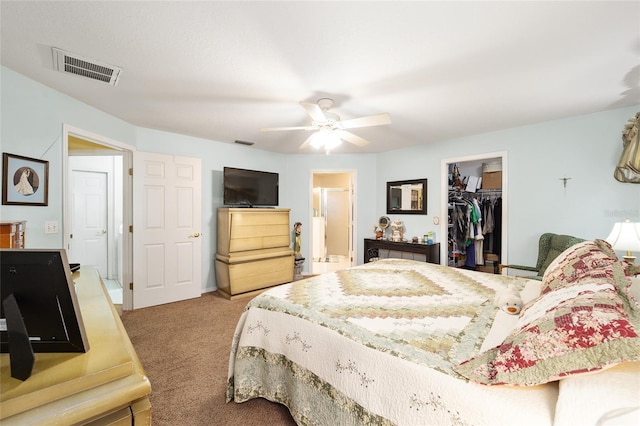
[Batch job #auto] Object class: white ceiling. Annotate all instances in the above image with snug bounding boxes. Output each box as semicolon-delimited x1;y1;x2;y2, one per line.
1;1;638;154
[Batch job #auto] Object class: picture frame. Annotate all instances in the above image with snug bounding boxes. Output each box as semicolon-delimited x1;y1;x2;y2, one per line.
386;178;428;215
2;153;49;206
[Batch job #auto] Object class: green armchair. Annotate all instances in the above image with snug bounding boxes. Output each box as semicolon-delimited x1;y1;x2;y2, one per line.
500;233;585;280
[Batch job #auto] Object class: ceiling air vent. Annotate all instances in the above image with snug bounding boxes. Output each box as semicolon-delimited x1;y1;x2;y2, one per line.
234;140;255;146
52;47;122;86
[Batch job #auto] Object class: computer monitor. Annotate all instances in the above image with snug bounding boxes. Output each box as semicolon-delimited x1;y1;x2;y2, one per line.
1;249;89;380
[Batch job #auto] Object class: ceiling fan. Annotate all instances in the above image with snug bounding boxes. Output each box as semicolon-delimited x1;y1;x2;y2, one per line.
261;98;391;152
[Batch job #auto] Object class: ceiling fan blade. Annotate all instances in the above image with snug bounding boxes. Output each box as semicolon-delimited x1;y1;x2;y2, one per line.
300;102;327;122
261;126;314;132
337;130;370;147
340;112;391;129
299;134;316;150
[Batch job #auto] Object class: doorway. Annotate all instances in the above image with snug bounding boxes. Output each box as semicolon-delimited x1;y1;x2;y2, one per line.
64;126;203;310
64;125;133;310
440;151;508;270
311;171;354;274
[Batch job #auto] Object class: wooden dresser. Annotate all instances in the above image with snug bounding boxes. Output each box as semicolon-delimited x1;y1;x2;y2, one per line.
0;221;26;248
215;208;294;299
0;267;151;425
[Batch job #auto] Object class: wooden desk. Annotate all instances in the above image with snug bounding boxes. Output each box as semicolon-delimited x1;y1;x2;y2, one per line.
364;238;440;264
0;267;151;425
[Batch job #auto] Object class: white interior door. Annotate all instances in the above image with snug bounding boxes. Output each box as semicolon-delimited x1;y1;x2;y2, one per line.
133;151;202;309
70;170;108;277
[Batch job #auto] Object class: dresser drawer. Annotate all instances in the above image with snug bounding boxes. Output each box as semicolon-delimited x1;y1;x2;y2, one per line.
215;254;294;296
218;208;291;255
230;210;289;227
228;231;290;252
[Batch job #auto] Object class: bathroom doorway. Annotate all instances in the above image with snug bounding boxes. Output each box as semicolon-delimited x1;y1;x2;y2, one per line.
311;171;354;274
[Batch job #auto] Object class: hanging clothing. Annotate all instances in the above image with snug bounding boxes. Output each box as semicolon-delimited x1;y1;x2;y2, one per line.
463;199;484;267
481;198;496;254
482;199;494;235
449;187;502;270
465;240;476;268
454;203;469;248
493;197;503;262
471;199;484;265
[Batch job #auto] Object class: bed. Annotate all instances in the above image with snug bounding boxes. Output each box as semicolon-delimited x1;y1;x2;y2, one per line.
227;240;640;425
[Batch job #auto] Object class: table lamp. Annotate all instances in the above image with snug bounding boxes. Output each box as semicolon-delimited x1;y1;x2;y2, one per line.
606;218;640;263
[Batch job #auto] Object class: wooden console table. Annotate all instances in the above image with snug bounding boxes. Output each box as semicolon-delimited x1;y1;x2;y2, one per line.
0;267;151;425
364;238;440;264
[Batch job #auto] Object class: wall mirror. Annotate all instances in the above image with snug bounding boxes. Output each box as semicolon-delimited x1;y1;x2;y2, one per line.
386;179;427;215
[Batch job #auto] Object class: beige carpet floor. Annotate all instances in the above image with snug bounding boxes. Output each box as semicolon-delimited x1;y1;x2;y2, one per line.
121;292;297;425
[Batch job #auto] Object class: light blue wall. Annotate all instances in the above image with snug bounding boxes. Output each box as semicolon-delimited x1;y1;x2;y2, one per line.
0;67;135;247
377;106;640;267
2;66;638;293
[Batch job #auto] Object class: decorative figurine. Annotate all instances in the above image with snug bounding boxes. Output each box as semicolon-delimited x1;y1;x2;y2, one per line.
293;222;305;281
373;225;383;239
293;222;303;259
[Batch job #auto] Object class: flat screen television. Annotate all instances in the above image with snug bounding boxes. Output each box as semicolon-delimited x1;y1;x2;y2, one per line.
223;166;279;207
1;249;89;380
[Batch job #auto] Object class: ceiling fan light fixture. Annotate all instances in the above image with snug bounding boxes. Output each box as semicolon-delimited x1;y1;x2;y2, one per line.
309;132;324;149
324;133;342;150
309;130;342;154
261;98;389;153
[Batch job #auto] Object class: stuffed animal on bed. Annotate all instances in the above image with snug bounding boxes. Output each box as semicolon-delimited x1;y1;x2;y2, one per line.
493;284;524;315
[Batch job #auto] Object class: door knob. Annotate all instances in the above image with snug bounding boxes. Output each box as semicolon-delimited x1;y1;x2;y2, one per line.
189;232;201;238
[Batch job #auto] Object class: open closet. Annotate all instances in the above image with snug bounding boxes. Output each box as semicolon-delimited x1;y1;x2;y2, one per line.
444;154;506;274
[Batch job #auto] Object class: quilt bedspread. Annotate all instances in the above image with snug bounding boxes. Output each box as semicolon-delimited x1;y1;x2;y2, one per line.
227;259;558;425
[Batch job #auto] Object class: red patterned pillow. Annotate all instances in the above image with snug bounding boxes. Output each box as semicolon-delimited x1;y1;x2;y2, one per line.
454;278;640;386
541;240;620;294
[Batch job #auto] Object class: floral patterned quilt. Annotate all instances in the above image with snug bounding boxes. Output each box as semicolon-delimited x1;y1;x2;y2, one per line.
227;259;558;425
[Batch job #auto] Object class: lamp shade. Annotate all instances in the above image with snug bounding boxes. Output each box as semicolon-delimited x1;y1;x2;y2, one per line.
605;219;640;253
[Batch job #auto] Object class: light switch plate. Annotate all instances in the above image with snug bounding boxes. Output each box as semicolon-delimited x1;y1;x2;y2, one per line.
45;220;58;234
